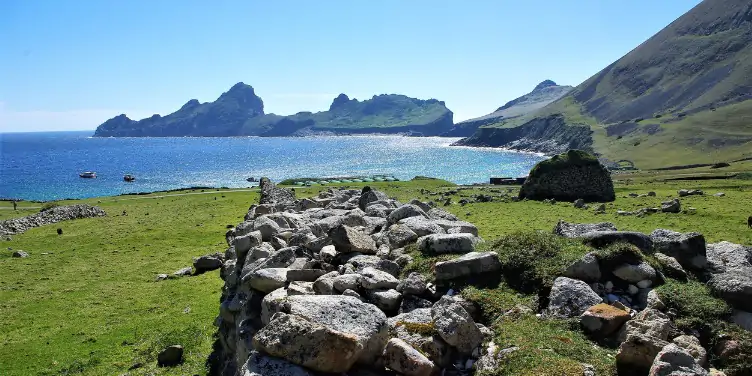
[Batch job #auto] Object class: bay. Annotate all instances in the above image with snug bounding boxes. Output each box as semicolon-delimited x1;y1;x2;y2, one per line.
0;131;544;201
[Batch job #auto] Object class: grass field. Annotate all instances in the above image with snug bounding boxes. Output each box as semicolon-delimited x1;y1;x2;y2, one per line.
1;176;751;375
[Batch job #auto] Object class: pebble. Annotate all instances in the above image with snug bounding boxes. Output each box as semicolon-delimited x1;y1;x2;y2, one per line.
605;281;614;292
628;285;639;295
636;280;652;289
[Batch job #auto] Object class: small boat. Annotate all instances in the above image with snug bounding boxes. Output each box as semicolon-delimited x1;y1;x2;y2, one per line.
79;171;97;178
123;174;136;182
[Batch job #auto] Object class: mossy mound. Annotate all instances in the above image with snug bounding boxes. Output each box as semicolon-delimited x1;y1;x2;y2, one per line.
520;149;615;202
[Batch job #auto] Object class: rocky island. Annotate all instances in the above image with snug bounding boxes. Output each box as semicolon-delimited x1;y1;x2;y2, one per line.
93;83;453;137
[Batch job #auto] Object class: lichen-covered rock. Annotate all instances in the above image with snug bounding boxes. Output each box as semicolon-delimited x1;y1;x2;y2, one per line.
417;233;480;255
359;267;400;290
330;225;377;254
383;338;438;376
367;288;402;312
434;251;501;281
648;343;708;376
616;309;672;370
248;268;289;293
398;217;446;237
519;150;615;202
259;177;296;207
280;295;387;364
381;224;419;249
554;220;617;238
547;277;603;318
252;313;362;373
397;272;428;296
650;229;707;270
387;204;428;224
706;241;752;311
240;350;313;376
388;308;454;368
672;335;707;366
431;296;484;355
580;303;631;336
661;199;681;213
359;188;389;210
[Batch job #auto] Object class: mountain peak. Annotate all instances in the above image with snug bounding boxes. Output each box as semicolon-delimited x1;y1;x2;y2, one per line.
533;80;558;91
330;93;351;110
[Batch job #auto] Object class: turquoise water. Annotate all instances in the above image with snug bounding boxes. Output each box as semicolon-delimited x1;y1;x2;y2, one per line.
0;131;544;201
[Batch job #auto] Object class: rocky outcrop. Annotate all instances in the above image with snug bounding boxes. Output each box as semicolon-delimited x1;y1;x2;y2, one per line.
212;183;486;375
451;114;594;155
706;241;752;311
519;150;615;202
0;204;107;236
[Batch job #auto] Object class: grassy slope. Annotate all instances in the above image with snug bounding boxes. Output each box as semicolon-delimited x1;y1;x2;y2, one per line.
2;176;752;375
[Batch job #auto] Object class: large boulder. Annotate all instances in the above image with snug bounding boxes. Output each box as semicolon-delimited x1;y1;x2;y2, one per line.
252;313;362;373
519;150;615;202
418;233;480;255
359;188;389;210
661;199;681;213
382;338;438;376
359;267;400;290
434;252;501;281
650;229;707;270
397;272;428;296
706;241;752;311
280;295;389;364
399;217;446;237
248;268;289;293
547;277;603;318
431;296;484;355
388;308;454;368
387;204;428;224
613;262;658;284
193;254;223;274
330;225;377;254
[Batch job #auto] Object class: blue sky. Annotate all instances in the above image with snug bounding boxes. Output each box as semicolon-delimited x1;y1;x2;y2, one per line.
0;0;702;132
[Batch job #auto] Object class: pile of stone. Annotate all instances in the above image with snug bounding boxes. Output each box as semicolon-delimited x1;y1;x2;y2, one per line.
212;179;499;375
0;204;107;236
551;220;751;374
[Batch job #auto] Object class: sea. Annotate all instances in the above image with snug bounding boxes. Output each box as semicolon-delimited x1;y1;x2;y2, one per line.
0;131;545;201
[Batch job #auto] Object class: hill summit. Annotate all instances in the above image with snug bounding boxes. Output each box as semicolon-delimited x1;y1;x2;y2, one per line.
456;0;752;168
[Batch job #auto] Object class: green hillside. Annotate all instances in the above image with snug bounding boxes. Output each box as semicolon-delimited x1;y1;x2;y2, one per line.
461;0;752;169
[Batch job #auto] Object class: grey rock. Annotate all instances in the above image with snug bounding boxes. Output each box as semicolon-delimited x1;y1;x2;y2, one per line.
574;198;586;208
381;224;419;249
234;230;263;258
333;273;363;292
261;288;289;325
731;310;752;332
661;199;681;213
706;242;752;310
434;251;501;281
347;255;401;277
359;189;389;210
240;350;313;376
554;220;617;238
426;207;458;221
342;289;363;300
193;254;223;273
678;189;704;197
249;268;289;293
388;308;454;368
613;262;657;283
312;271;340;295
367;288;402;311
563;252;601;282
286;268;326;282
252;313;362;372
382;338;438;376
241;247;296;282
254;216;282;241
287;281;315;296
418;233;479;255
646;289;666;311
387;204;427;224
648;343;708;376
431;296;484;355
673;335;707;366
547;277;603;318
11;250;29;258
282;295;389;364
398;217;446;237
365;204;390;218
397;272;427;295
173;266;192;277
359;267;400;290
650;229;707;270
330;225;377;254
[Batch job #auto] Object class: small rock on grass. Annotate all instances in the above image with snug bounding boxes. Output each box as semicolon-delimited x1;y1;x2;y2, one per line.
157;345;183;367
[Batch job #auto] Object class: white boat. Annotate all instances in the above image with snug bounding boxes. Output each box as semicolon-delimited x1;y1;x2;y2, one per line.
79;171;97;178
